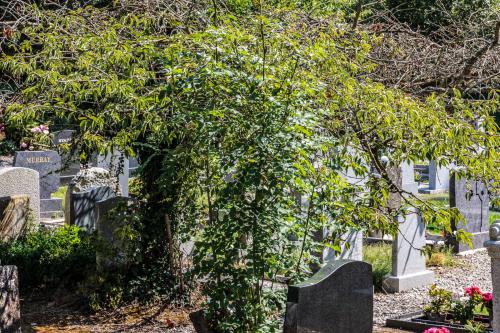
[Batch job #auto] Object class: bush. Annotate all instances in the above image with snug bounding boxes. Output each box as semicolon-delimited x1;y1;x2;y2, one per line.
0;225;96;290
363;243;392;290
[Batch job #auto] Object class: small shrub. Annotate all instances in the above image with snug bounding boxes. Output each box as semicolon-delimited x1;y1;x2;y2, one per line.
0;139;16;155
0;225;96;290
363;243;391;290
425;246;456;268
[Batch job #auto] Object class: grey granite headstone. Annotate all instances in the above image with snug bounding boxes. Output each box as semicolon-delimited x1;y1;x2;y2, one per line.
450;175;490;252
283;260;373;333
96;196;132;270
13;150;62;218
484;221;500;332
0;266;21;333
383;207;434;292
401;161;418;195
0;195;31;242
69;186;116;231
0;167;40;224
53;130;80;185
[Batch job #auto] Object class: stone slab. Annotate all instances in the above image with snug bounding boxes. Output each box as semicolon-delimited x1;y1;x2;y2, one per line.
0;167;40;224
283;260;373;333
97;151;129;197
383;270;435;293
0;266;21;333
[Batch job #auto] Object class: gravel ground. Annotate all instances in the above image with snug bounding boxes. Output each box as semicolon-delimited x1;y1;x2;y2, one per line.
373;249;492;325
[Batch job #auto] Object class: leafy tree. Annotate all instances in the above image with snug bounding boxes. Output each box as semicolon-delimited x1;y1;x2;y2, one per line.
1;1;499;331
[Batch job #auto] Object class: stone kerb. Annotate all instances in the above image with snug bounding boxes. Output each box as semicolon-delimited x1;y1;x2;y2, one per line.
0;167;40;225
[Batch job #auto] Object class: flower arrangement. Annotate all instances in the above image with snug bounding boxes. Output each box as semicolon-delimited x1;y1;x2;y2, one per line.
20;124;52;150
423;327;451;333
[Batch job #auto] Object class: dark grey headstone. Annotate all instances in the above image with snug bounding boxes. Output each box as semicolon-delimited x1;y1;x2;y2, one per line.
69;186;116;231
450;174;490;252
0;266;21;333
13;151;62;217
53;130;80;185
283;260;373;333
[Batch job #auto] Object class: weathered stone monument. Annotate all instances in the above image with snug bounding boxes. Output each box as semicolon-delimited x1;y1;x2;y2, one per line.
53;130;80;185
383;207;434;292
485;221;500;333
401;161;418;195
283;260;373;333
0;265;21;333
419;161;450;194
14;150;62;218
0;195;31;242
96;196;132;270
449;175;489;252
68;186;116;231
0;167;40;224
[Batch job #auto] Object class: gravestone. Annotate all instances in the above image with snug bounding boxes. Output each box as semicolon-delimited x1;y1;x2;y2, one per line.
324;229;363;262
129;156;139;178
419;161;450;194
13;150;62;218
0;195;31;242
68;186;116;231
0;167;40;224
450;175;489;252
97;151;129;197
283;260;373;333
96;196;132;270
0;266;21;333
401;161;418;195
53;130;80;185
383;207;434;292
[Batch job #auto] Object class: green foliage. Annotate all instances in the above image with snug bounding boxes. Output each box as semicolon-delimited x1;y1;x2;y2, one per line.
0;139;16;155
464;321;487;333
424;246;457;268
363;243;391;290
1;2;499;331
423;284;453;317
0;225;95;290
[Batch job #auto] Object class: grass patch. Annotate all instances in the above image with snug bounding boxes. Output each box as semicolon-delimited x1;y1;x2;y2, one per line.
490;210;500;224
52;186;68;212
363;243;391;291
425;246;456;268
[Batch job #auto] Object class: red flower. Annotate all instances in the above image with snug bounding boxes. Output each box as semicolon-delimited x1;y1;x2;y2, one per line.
464;285;482;297
482;292;493;303
423;327;451;333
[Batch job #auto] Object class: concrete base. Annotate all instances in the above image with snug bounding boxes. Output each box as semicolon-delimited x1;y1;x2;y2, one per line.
453;231;489;253
418;187;448;194
383;270;435;293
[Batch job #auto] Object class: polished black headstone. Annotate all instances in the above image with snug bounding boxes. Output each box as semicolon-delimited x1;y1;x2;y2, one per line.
283;260;373;333
69;186;116;231
450;174;490;252
53;130;80;185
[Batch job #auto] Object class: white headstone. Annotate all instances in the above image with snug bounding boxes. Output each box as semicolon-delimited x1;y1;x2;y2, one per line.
419;160;450;194
97;151;129;197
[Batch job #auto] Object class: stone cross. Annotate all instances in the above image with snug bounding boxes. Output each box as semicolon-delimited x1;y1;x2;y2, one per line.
449;175;489;252
485;220;500;333
0;167;40;225
0;266;21;333
283;260;373;333
13;150;62;218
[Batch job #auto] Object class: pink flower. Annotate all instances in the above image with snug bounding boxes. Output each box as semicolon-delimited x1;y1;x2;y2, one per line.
20;142;28;149
482;292;493;303
464;285;482;297
423;327;450;333
30;125;49;134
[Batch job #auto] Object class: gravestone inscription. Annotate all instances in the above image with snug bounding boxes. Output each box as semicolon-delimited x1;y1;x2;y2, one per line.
450;175;489;252
283;260;373;333
14;150;62;218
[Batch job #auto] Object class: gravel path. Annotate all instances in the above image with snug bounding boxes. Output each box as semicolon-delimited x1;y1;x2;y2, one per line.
374;249;492;325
